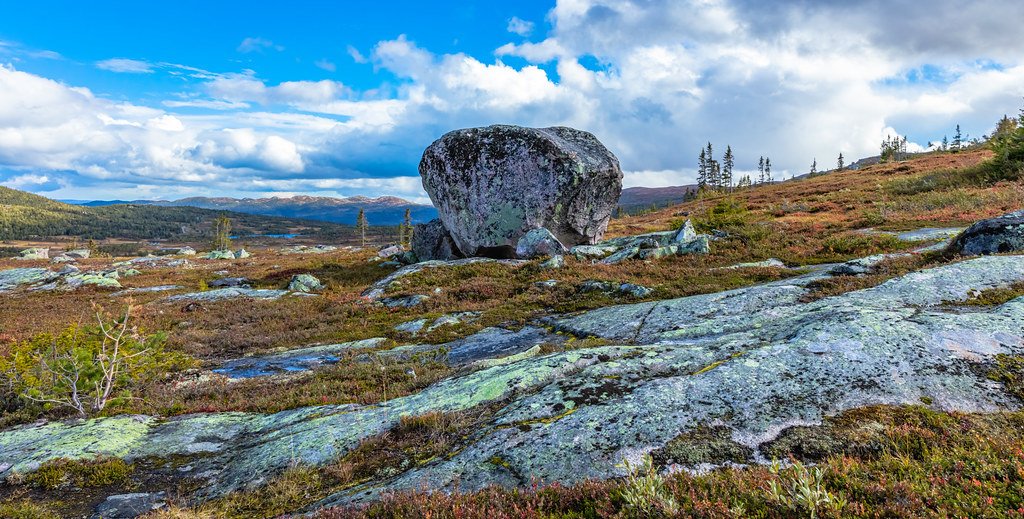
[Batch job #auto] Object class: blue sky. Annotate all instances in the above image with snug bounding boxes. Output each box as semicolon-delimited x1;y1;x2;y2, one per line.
1;0;1023;202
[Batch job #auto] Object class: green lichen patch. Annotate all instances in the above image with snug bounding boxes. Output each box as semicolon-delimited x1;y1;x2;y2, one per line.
651;425;753;467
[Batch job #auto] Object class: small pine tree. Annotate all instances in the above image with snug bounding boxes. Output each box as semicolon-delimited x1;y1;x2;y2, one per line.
758;156;765;184
809;158;817;175
952;124;962;151
722;145;734;191
356;208;369;247
837;153;845;171
765;157;772;182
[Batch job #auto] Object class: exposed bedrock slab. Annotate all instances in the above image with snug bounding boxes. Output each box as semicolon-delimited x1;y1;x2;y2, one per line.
2;256;1024;508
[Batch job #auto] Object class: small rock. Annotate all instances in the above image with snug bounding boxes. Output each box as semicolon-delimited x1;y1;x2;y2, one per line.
516;228;567;259
427;311;480;332
395;319;428;334
50;255;76;264
209;277;249;288
17;247;48;260
579;280;614;293
948;210;1024;256
396;251;418;265
57;265;80;275
288;274;323;293
535;279;559;289
379;261;403;268
381;294;430;308
618;283;653;298
726;258;787;269
176;246;197;256
570;245;616;260
378;244;404;258
672;219;697;243
539;255;565;269
234;249;251;259
205;250;235;260
92;491;166;519
65;249;91;259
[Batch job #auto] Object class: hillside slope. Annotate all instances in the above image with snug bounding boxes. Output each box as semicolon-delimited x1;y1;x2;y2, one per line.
0;186;357;241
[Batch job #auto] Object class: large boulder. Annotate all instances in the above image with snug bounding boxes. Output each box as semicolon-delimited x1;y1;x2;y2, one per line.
948;210;1024;255
419;125;622;258
411;219;462;262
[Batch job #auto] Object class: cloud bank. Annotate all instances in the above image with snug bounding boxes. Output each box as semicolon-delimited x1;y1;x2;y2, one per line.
2;0;1024;201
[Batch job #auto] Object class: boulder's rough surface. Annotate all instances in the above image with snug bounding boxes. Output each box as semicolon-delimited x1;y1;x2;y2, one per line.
516;228;567;259
411;219;462;262
948;210;1024;255
420;125;622;258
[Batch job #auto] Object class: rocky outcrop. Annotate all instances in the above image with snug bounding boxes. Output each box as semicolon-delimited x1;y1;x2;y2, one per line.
419;125;622;258
2;255;1024;509
411;219;462;262
948;210;1024;255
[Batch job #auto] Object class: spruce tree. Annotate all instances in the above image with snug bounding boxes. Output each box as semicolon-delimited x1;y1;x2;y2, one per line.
697;149;708;191
758;156;765;184
941;135;949;151
722;145;734;191
952;124;962;151
764;157;772;182
356;208;369;247
810;158;817;175
837;153;845;171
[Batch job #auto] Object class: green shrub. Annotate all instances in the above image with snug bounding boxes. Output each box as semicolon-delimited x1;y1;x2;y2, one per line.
0;305;196;417
766;459;846;519
616;454;679;517
0;499;60;519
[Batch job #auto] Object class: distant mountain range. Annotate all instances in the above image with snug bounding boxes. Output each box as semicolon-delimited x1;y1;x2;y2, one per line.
64;195;438;226
64;186;698;226
2;186;355;241
617;185;696;210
